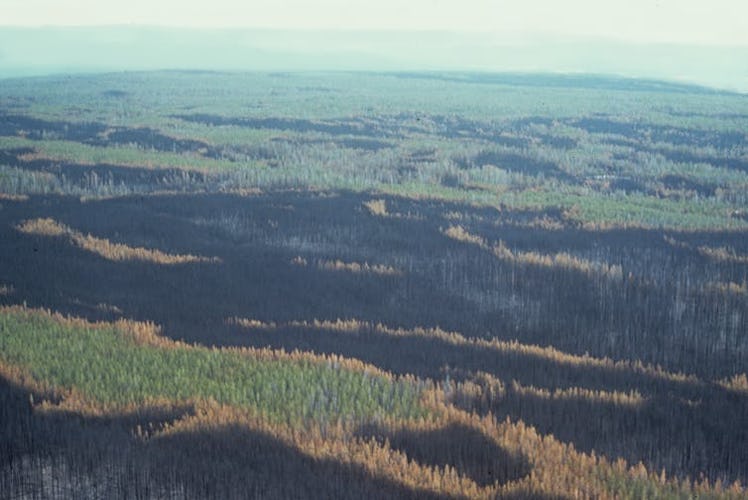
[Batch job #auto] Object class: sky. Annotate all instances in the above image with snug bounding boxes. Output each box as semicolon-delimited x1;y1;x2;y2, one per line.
1;1;746;92
2;0;747;46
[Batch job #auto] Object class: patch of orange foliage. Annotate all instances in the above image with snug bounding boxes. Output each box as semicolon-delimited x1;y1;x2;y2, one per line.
16;218;220;265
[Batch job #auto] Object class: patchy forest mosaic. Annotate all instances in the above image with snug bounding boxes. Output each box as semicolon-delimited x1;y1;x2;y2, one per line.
1;71;747;498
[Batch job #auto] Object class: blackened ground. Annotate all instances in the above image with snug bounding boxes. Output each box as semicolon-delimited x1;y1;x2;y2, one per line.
0;191;746;484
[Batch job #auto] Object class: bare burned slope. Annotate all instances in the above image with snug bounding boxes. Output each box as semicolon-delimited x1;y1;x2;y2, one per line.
0;373;451;500
0;191;746;485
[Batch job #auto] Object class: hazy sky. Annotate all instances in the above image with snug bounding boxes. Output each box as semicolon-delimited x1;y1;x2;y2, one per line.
3;0;747;46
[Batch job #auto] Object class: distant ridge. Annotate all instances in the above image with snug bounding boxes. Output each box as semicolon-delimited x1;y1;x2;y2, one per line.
2;68;740;98
0;26;746;93
388;71;738;95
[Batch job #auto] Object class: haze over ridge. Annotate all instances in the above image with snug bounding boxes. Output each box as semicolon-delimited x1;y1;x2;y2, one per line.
0;26;746;93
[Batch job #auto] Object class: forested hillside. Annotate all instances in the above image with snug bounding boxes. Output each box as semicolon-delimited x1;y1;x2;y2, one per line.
0;71;746;498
